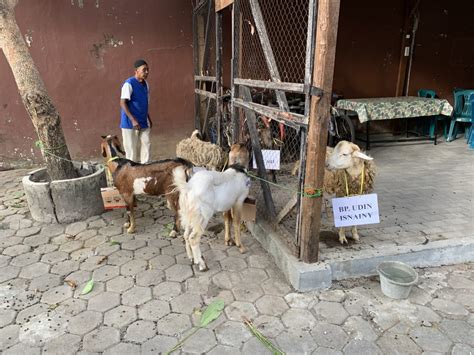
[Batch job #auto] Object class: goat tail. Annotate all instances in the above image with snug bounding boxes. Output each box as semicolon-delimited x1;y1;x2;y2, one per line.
172;165;189;195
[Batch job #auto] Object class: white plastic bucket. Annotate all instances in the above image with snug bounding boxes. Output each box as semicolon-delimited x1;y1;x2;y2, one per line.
376;261;418;299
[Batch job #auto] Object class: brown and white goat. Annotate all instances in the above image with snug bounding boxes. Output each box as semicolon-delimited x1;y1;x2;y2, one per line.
101;135;193;235
173;164;250;271
224;143;251;253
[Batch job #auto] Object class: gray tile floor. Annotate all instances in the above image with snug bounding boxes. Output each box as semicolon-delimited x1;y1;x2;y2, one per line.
318;139;473;261
0;138;473;354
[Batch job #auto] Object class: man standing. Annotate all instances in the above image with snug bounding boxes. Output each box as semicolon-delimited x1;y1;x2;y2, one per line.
120;59;152;163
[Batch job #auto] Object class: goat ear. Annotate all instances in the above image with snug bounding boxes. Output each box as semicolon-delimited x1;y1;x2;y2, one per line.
101;135;107;139
353;150;373;161
101;145;107;158
349;142;361;152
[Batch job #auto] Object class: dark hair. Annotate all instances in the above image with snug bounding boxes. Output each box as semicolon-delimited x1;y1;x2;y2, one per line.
134;59;148;69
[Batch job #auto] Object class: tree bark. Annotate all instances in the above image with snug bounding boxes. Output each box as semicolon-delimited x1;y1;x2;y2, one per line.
0;0;77;180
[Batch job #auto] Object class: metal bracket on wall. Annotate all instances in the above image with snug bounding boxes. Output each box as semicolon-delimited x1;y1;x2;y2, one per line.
304;84;324;97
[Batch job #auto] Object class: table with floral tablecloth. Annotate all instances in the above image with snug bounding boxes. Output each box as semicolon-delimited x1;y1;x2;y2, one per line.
335;96;453;123
334;96;453;149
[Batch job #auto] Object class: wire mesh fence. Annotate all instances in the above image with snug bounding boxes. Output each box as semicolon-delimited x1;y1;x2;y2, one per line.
192;0;314;248
235;0;311;240
239;0;309;83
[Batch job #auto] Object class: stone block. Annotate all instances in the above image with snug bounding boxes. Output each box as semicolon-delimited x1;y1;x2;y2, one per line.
124;320;156;343
122;286;152;306
82;327;120;352
138;299;170;321
67;310;103;335
104;305;137;328
88;292;120;312
170;293;203;314
165;264;193;282
106;275;134;293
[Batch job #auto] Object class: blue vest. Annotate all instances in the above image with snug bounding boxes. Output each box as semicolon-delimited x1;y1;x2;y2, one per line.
120;77;149;129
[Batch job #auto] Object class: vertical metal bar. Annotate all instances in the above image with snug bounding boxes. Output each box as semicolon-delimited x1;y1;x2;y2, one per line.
202;0;213;75
366;122;370;150
231;0;240;143
199;0;214;139
216;10;223;146
241;85;277;219
296;0;318;249
304;0;318;117
193;8;201;131
403;2;420;96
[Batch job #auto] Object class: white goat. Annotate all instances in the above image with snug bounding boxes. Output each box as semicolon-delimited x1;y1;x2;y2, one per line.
173;164;250;271
176;130;227;170
325;141;376;244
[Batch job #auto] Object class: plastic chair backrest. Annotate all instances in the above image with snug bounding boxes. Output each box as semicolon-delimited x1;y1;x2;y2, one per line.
471;93;474;120
453;90;474;120
417;89;437;98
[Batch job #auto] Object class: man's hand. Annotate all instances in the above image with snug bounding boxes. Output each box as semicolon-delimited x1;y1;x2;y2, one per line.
131;118;140;130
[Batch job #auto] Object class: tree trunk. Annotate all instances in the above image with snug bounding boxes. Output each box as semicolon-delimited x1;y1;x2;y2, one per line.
0;0;77;180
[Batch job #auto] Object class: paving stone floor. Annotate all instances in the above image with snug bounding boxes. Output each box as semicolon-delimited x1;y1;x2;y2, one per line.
1;138;473;354
272;138;473;261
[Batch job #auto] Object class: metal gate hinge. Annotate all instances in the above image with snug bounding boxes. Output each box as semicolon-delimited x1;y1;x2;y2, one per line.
304;84;324;97
310;86;324;97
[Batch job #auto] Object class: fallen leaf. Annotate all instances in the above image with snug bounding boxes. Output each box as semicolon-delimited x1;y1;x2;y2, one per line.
97;256;108;264
64;279;77;289
110;240;120;245
165;299;225;355
81;279;94;295
243;317;285;355
48;303;59;310
199;299;225;327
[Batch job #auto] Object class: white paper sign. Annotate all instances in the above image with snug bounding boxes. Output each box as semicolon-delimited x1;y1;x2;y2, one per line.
332;193;380;227
252;150;280;170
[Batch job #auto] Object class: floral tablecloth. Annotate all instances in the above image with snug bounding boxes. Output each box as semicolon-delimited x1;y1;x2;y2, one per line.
335;96;453;123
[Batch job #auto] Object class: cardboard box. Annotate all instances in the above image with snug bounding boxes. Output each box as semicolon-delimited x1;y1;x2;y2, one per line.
101;187;127;210
241;197;256;222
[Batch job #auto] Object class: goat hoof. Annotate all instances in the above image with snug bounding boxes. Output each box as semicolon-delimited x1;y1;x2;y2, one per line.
339;236;348;244
127;227;135;234
238;246;247;254
225;239;236;246
123;222;130;228
169;230;177;238
199;264;209;272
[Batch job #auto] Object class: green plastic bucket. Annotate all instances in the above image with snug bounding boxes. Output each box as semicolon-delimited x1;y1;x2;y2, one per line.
376;261;418;299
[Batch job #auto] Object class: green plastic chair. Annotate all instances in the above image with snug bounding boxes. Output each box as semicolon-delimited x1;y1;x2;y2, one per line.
468;93;474;148
418;89;436;98
446;89;474;142
417;89;448;139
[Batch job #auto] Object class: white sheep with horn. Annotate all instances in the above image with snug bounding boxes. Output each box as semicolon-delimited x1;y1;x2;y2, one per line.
324;141;376;244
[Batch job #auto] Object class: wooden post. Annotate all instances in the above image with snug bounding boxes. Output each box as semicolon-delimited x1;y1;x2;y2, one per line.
296;0;317;245
299;0;340;263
